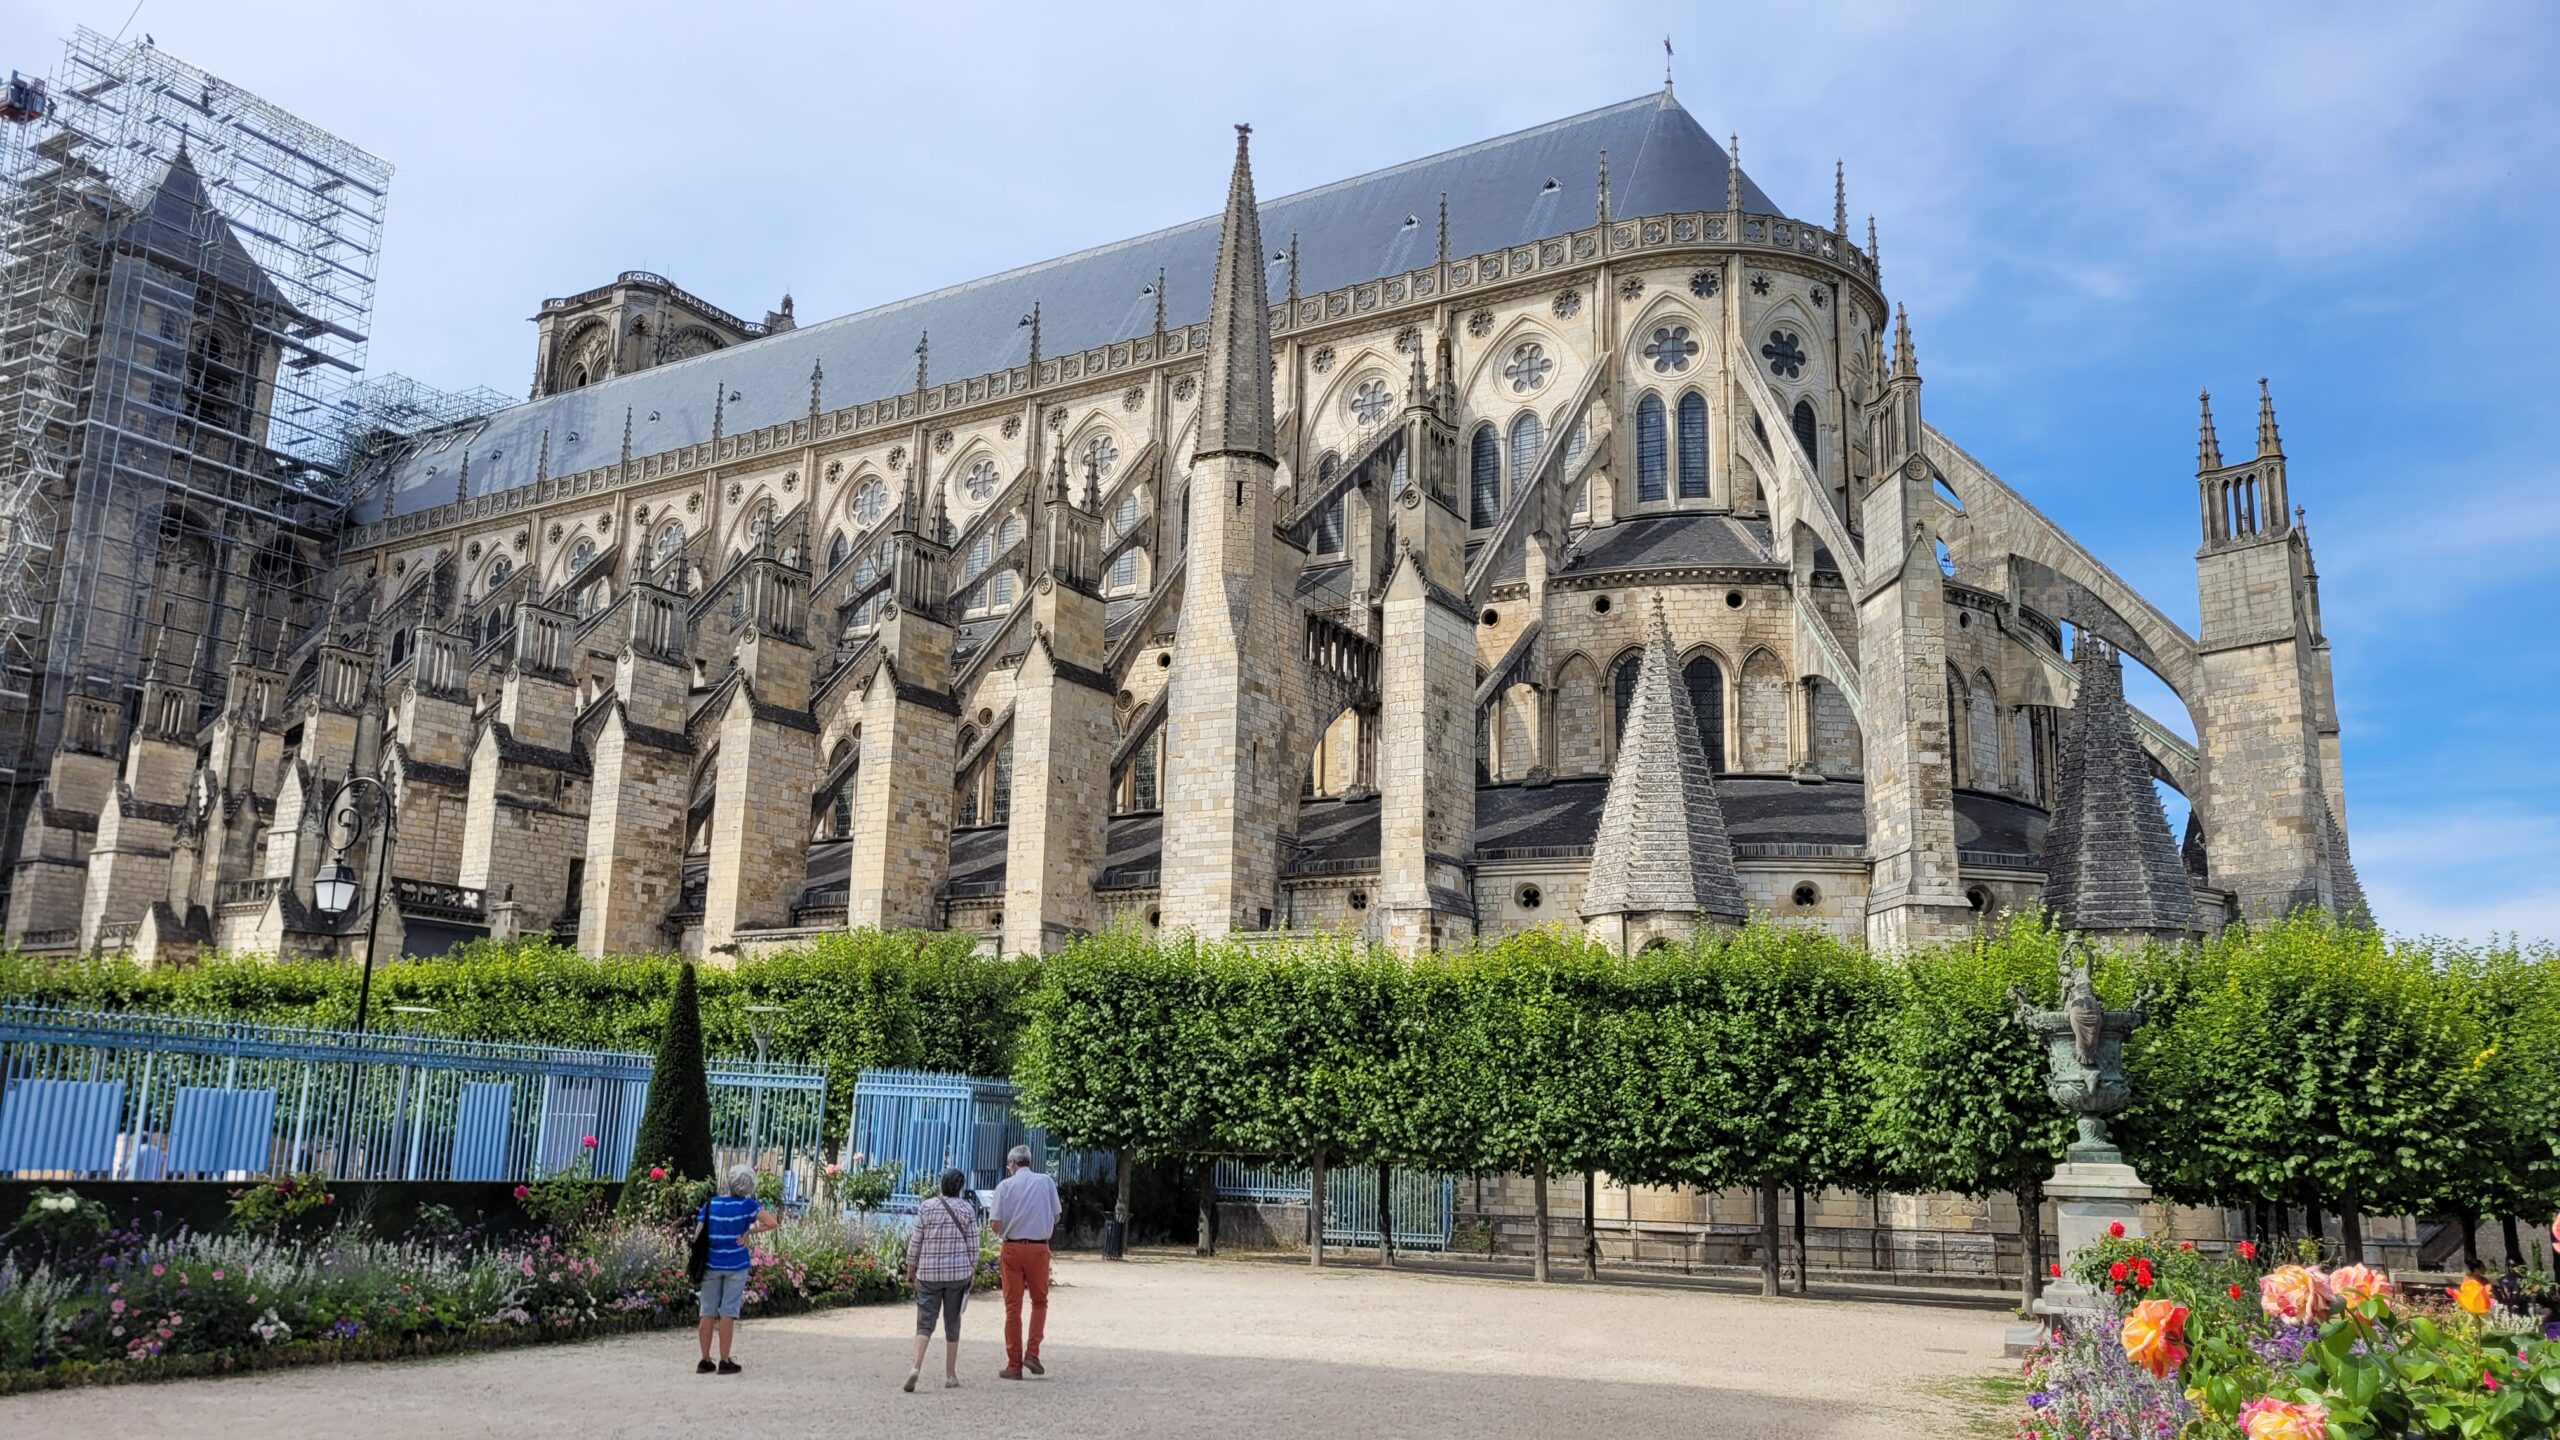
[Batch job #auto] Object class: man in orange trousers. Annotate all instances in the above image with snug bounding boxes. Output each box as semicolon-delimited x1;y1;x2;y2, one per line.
990;1143;1061;1378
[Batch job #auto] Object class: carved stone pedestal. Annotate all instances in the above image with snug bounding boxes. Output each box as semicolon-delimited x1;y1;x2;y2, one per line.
2032;1158;2152;1320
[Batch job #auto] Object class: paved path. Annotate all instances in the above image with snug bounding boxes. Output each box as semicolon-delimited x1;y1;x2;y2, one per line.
4;1254;2010;1438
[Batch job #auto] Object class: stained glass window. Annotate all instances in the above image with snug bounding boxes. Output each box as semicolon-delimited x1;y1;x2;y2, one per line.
1469;425;1501;528
1792;398;1819;466
1683;654;1726;771
1504;342;1552;393
1508;412;1544;494
854;479;887;528
965;458;999;503
1762;330;1806;379
989;742;1013;824
1349;378;1393;426
1083;433;1119;481
1110;547;1140;591
1636;393;1667;502
1644;325;1698;373
1677;392;1709;499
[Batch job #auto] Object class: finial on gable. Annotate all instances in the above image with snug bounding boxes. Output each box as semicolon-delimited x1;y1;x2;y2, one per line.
1834;160;1848;234
2196;389;2222;473
1726;134;1742;212
2256;376;2282;458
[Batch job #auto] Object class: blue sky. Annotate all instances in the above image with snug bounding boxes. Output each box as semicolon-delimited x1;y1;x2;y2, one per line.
17;0;2555;940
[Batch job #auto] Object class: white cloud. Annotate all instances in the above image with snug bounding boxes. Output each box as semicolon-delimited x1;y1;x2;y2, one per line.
2352;803;2560;942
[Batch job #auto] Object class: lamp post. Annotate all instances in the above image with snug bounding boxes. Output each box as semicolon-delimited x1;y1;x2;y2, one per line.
312;770;396;1178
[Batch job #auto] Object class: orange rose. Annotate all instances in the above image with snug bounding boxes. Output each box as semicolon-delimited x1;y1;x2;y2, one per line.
2237;1396;2330;1440
2448;1276;2492;1316
2259;1264;2332;1324
2329;1264;2391;1312
2120;1297;2189;1378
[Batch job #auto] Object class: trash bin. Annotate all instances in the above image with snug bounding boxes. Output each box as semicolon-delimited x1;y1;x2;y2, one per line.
1102;1216;1126;1260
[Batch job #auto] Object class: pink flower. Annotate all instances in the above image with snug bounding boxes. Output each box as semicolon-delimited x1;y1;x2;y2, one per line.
648;1166;666;1181
211;1270;224;1281
512;1184;530;1200
580;1135;598;1149
2237;1397;2329;1440
110;1299;125;1314
2330;1264;2391;1312
2260;1265;2333;1324
150;1264;164;1277
825;1162;841;1177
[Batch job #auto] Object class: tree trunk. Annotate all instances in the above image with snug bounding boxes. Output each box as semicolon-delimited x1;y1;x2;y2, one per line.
2305;1205;2324;1242
1196;1161;1216;1257
2019;1181;2046;1311
1532;1165;1550;1283
1377;1164;1394;1268
1111;1146;1133;1260
1309;1149;1326;1269
1793;1188;1809;1295
1758;1181;1782;1298
1582;1170;1599;1280
2504;1214;2524;1268
2339;1205;2362;1262
2462;1210;2481;1270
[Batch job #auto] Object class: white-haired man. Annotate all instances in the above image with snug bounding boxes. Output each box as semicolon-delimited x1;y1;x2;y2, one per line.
991;1143;1061;1379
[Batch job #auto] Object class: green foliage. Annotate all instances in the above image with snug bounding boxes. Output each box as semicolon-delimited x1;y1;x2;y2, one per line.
516;1152;607;1235
628;962;714;1183
224;1172;335;1239
1868;911;2075;1198
12;1189;109;1259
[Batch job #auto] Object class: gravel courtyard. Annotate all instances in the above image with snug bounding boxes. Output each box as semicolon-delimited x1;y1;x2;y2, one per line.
4;1255;2013;1438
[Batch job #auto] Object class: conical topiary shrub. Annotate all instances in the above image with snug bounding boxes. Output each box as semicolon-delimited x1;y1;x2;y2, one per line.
629;961;716;1181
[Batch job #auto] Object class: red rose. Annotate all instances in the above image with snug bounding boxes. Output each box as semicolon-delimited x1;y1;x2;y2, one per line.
648;1167;666;1181
2227;1284;2243;1299
2178;1241;2194;1252
513;1184;530;1200
2236;1240;2256;1260
2108;1221;2126;1238
323;1194;336;1204
2109;1261;2129;1281
2048;1262;2061;1278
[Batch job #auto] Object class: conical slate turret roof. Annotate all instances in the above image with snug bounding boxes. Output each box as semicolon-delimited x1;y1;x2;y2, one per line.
2043;637;2194;936
2323;797;2370;926
1581;595;1745;922
115;150;295;316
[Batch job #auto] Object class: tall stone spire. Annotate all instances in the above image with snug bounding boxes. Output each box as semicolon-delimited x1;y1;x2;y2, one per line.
1726;135;1742;213
1197;124;1276;465
1867;215;1879;273
1581;596;1746;935
1892;303;1918;377
1833;160;1848;234
2042;636;2194;942
2255;376;2283;457
2195;389;2222;472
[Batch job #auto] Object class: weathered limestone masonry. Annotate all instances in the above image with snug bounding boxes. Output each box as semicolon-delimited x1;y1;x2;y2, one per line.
1854;315;1970;950
843;480;958;932
383;627;475;887
457;606;588;937
1002;454;1116;956
700;557;816;952
579;579;692;955
2191;386;2358;921
1161;128;1297;939
1376;351;1479;953
19;89;2378;962
76;680;197;952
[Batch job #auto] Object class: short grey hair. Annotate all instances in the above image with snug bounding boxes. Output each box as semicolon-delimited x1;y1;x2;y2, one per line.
1006;1144;1033;1169
724;1165;759;1199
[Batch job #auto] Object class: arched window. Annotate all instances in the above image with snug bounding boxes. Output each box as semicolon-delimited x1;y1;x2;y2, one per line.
989;741;1014;825
1468;424;1500;528
964;534;992;580
1110;491;1141;539
827;532;851;571
1635;393;1668;502
996;514;1021;551
485;556;512;595
1109;547;1141;591
988;569;1017;606
1791;398;1819;467
853;479;887;529
1676;393;1710;498
1507;411;1544;494
1130;731;1160;811
1682;654;1726;771
1611;653;1642;748
654;522;686;568
568;537;597;575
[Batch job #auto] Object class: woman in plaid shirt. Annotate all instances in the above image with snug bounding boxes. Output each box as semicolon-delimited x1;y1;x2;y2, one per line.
902;1167;982;1391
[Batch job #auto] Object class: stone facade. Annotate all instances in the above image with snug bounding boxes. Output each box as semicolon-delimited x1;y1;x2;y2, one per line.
6;89;2355;962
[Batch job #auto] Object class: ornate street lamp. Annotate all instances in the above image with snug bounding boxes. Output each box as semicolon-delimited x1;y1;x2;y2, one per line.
313;771;397;1176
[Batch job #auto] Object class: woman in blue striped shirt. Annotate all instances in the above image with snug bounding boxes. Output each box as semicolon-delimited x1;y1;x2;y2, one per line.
697;1166;777;1374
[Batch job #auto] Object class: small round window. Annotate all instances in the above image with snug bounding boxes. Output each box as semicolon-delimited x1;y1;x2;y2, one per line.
1347;889;1369;911
1791;882;1821;909
1515;884;1543;912
1966;886;1991;913
1592;595;1612;615
1725;590;1745;609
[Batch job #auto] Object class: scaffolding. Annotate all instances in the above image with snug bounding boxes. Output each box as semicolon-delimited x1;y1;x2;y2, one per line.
0;28;392;918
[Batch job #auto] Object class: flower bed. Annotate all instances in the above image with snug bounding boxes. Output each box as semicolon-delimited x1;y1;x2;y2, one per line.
0;1184;974;1394
2020;1231;2560;1438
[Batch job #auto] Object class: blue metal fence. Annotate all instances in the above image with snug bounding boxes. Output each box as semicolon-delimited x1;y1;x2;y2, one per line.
1215;1159;1458;1251
843;1068;1047;1204
0;1005;825;1185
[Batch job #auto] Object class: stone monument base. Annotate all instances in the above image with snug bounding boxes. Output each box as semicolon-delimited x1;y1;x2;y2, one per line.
2030;1158;2152;1321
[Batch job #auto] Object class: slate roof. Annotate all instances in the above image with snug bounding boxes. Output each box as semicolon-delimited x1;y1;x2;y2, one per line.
114;152;296;316
1579;597;1745;919
360;91;1780;521
2040;638;2193;934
